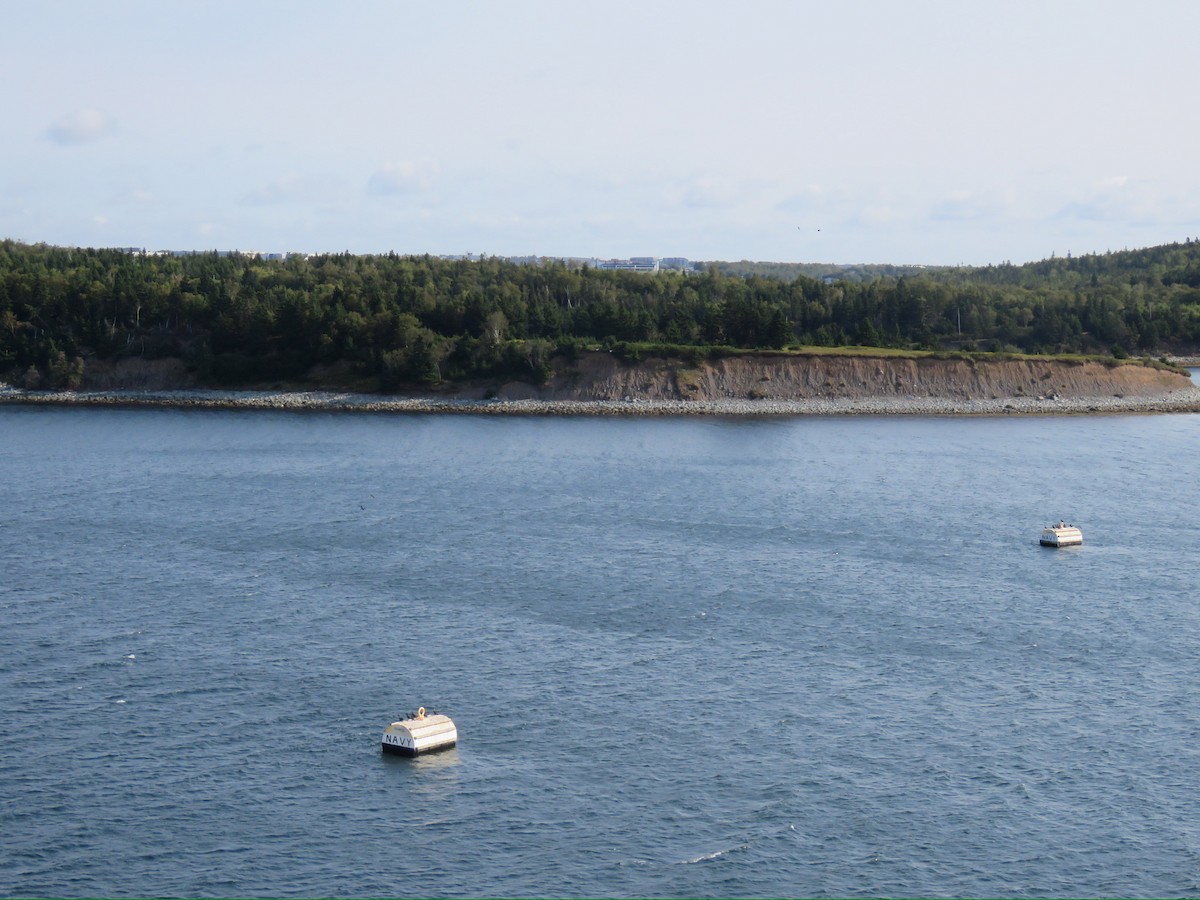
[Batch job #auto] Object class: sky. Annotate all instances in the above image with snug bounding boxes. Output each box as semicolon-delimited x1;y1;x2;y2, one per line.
2;0;1198;266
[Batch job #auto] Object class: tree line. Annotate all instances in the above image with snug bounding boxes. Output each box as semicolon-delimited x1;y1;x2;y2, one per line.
3;238;1200;390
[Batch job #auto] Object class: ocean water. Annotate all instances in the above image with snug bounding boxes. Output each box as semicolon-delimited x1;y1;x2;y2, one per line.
3;406;1200;898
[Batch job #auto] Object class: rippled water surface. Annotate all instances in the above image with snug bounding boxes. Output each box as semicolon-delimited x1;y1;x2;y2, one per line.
3;407;1200;897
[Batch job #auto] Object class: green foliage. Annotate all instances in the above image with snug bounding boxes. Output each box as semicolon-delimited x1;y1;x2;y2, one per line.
47;350;84;389
3;239;1200;391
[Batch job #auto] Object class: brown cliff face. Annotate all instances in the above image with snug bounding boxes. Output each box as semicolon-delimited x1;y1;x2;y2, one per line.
493;353;1192;402
57;350;1191;404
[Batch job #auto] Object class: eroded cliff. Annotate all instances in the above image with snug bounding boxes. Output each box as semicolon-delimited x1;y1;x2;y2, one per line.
42;350;1194;407
492;352;1192;403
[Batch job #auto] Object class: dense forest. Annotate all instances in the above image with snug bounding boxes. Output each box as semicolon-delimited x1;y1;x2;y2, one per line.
2;238;1200;391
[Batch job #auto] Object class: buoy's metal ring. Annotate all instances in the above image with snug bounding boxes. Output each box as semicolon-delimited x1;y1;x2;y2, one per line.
417;707;426;719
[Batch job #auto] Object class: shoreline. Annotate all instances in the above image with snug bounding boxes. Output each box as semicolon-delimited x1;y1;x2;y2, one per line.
4;385;1200;417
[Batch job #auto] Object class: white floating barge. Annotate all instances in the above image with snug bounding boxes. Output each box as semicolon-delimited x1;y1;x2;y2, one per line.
1040;521;1083;547
381;708;457;757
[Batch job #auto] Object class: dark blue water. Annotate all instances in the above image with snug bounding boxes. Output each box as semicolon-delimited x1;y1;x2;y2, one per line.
3;407;1200;898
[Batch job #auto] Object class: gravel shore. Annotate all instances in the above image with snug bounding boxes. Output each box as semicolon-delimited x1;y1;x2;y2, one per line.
4;385;1200;416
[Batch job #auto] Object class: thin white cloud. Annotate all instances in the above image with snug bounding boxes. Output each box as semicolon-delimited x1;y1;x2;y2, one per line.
1056;200;1117;223
859;206;900;225
676;177;737;209
1052;177;1155;225
46;109;114;145
242;173;341;206
367;161;439;197
929;190;1001;223
774;184;845;216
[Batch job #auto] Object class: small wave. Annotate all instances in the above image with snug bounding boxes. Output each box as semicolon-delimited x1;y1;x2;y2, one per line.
681;842;749;864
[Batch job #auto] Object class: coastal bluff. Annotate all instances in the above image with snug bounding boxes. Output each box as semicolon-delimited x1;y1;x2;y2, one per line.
491;351;1194;404
3;352;1198;416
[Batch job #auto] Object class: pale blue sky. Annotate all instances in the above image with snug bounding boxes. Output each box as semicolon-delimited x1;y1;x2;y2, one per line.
2;0;1197;264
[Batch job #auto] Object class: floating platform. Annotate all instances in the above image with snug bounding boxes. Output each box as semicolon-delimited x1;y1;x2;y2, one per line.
1040;521;1083;547
381;708;457;756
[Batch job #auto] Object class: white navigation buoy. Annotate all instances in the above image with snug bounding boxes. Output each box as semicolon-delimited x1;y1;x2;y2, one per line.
381;707;457;757
1040;520;1083;547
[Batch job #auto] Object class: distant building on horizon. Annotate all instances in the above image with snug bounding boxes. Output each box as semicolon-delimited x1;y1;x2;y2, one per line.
659;257;694;271
597;257;660;272
119;246;697;272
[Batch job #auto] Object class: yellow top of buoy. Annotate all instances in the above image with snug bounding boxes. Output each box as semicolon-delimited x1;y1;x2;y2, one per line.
416;707;426;720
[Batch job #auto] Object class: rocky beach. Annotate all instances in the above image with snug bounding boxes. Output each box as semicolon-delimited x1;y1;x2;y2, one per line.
3;351;1198;417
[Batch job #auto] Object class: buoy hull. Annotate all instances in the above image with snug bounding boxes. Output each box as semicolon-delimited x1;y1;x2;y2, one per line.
380;737;458;757
1040;526;1083;547
380;741;419;757
381;714;457;756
